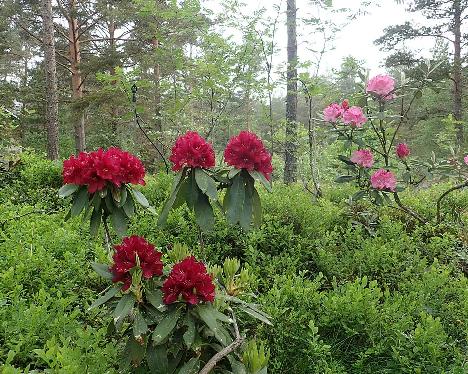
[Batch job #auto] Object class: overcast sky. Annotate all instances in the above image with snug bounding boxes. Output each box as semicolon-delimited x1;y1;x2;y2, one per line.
205;0;436;76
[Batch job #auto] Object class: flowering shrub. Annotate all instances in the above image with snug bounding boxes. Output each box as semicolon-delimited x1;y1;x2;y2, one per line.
89;238;271;372
159;130;273;232
59;148;152;236
169;131;216;171
325;73;468;223
162;256;215;305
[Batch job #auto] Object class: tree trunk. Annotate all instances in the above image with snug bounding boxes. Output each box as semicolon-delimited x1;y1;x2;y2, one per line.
108;7;119;141
453;0;464;146
284;0;298;184
41;0;59;160
67;0;86;153
151;38;162;131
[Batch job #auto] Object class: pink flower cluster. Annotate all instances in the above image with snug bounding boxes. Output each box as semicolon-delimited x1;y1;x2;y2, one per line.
464;155;468;165
366;74;395;101
63;148;146;193
370;169;397;192
351;149;374;168
323;101;367;128
169;131;216;171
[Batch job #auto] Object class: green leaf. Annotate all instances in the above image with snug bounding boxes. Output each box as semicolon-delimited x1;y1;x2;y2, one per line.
194;192;214;231
145;289;166;311
337;155;355;166
248;170;272;192
177;358;199;374
89;206;102;237
153;308;181;345
197;304;231;345
58;184;79;198
110;208;128;237
335;175;356;183
158;172;187;226
88;286;119;311
113;293;135;322
119;186;128;207
124;335;145;367
71;187;89;217
239;176;254;231
133;310;148;338
195;168;218;201
352;190;367;201
228;168;241;179
122;192;135;217
91;262;113;280
183;314;196;348
238;305;272;326
224;172;246;225
132;189;149;208
147;344;168;374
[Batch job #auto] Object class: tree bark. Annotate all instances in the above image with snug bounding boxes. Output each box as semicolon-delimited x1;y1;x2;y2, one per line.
284;0;298;184
453;0;464;145
67;0;86;152
41;0;59;160
108;7;119;141
151;37;162;131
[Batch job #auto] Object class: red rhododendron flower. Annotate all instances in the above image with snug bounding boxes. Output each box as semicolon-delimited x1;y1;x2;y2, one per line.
169;131;215;171
370;169;397;192
350;149;374;168
341;100;349;111
62;148;145;193
396;143;410;159
110;236;163;291
224;131;273;180
162;256;215;305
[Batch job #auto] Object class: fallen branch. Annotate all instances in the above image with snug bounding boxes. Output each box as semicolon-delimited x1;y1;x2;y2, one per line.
199;309;244;374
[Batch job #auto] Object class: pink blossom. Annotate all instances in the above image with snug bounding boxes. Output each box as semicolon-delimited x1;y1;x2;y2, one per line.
371;169;397;192
350;149;374;168
396;143;410;159
464;155;468;165
366;74;395;101
342;106;367;128
323;103;343;123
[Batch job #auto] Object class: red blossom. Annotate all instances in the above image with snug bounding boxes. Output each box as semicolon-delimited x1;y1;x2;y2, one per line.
110;236;163;291
169;131;216;171
162;256;215;305
224;131;273;180
62;148;145;193
395;143;410;159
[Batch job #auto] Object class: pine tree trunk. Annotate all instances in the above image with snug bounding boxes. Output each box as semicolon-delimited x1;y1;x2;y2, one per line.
41;0;59;160
67;0;86;153
284;0;298;184
453;0;464;146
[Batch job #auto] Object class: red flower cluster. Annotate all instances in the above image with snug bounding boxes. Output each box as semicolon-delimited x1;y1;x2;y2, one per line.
110;236;163;291
162;256;215;305
169;131;216;171
63;148;146;193
224;131;273;180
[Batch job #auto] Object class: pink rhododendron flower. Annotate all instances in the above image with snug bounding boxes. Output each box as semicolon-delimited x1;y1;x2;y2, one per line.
371;169;397;192
323;103;343;122
350;149;374;168
366;74;395;101
342;106;367;128
396;143;410;159
464;155;468;165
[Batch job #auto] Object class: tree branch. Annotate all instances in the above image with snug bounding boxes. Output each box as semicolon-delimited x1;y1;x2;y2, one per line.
392;192;427;224
436;180;468;224
199;309;243;374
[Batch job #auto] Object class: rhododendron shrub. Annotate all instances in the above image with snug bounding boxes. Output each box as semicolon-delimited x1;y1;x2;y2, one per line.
59;148;152;236
328;72;468;221
159;130;273;232
88;238;271;372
